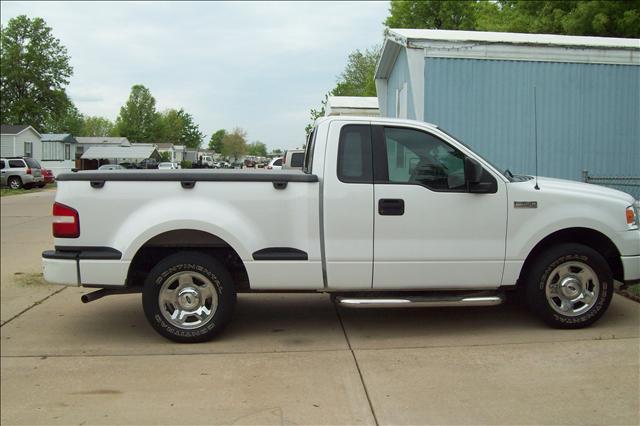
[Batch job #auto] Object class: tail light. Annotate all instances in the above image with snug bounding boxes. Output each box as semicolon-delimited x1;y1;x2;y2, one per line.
26;168;32;175
52;202;80;238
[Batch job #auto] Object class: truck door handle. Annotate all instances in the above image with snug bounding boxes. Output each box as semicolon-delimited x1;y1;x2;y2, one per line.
378;199;404;215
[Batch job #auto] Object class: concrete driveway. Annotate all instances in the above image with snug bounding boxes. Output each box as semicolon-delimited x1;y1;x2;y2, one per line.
1;191;639;425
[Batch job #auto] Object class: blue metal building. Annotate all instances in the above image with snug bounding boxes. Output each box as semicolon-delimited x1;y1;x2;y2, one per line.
375;29;640;197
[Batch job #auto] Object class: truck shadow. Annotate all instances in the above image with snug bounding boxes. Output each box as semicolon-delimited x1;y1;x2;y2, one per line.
67;292;638;350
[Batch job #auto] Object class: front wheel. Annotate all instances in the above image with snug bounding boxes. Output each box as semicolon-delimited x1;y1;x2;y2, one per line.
524;243;613;329
142;252;236;343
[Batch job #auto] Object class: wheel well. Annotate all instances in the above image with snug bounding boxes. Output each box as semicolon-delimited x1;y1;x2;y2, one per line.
126;229;250;291
519;227;623;284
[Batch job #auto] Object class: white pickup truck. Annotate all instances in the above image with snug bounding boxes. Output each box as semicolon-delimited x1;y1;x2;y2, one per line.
42;117;640;343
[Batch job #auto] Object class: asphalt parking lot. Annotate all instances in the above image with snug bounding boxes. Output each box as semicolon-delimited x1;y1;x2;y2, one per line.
1;190;639;425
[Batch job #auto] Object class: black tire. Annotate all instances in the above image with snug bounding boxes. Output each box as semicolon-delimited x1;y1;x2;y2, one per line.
8;177;22;190
142;251;236;343
524;243;613;329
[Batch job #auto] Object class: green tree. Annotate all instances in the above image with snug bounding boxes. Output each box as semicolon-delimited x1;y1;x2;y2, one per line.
81;116;116;136
384;1;640;38
385;0;482;30
221;127;247;161
492;1;640;37
247;141;267;157
306;46;381;135
178;109;204;148
156;109;183;143
271;148;283;156
156;108;203;148
159;151;171;162
208;129;226;152
43;96;83;135
333;46;380;97
114;84;159;143
0;15;73;131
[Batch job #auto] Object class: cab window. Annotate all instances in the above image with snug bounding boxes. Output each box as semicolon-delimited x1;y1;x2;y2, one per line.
382;127;466;191
337;124;372;183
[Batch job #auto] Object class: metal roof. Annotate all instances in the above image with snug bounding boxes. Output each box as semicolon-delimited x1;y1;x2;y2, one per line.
41;133;77;143
155;143;174;149
388;29;640;49
76;137;131;146
327;96;379;109
377;29;640;79
81;145;157;160
325;96;379;117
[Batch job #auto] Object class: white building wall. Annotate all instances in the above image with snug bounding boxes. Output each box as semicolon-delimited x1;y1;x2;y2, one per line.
40;160;76;176
1;135;16;157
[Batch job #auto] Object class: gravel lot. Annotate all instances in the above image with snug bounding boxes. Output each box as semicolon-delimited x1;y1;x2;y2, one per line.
1;191;639;425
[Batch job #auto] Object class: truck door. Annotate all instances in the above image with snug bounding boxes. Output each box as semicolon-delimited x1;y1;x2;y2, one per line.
322;121;374;289
371;124;507;289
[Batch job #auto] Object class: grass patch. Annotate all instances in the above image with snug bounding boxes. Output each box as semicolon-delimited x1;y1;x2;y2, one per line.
0;183;55;197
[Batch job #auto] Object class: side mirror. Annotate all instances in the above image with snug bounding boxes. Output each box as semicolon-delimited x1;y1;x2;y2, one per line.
464;157;497;194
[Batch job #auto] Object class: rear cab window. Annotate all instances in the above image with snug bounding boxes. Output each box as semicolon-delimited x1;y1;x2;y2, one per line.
337;125;372;183
290;153;304;168
8;160;25;168
303;128;316;173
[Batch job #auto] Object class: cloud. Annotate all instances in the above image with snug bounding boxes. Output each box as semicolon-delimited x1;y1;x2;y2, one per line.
1;1;389;149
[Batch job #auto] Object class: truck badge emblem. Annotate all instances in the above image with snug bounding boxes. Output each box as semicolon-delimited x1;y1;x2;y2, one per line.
514;201;538;208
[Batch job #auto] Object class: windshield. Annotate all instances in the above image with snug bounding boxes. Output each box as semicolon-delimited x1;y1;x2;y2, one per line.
435;126;513;182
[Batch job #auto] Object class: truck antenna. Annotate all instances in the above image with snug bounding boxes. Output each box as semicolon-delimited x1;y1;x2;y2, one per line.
533;86;540;190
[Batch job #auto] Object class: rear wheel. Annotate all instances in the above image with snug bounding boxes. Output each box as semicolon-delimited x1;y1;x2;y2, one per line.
142;252;236;343
524;243;613;328
8;177;22;190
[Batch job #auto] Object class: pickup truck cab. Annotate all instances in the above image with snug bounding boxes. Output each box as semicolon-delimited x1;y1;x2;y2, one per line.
42;117;640;342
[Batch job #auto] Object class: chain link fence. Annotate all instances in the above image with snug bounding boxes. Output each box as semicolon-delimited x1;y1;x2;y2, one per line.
582;170;640;199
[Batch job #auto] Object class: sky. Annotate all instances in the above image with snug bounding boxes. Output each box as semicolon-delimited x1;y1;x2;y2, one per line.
1;1;390;150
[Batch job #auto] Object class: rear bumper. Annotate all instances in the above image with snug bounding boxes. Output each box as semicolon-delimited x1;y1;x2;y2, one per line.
42;247;128;287
622;255;640;286
42;256;79;286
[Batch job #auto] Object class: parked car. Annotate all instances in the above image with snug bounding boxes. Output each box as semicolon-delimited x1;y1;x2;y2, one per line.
98;164;125;170
201;155;215;168
158;162;180;170
118;162;138;169
0;157;44;189
41;116;640;343
41;168;55;184
138;158;159;169
243;158;256;168
282;149;305;169
266;157;283;170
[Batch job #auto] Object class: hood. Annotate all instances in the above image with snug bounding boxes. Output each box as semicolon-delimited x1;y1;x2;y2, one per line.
527;176;636;205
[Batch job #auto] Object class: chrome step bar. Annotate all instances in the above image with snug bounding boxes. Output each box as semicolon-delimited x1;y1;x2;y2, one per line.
335;292;504;309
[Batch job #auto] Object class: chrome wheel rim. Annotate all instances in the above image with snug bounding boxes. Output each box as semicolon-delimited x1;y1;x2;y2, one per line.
545;261;600;317
158;271;218;329
9;179;20;189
